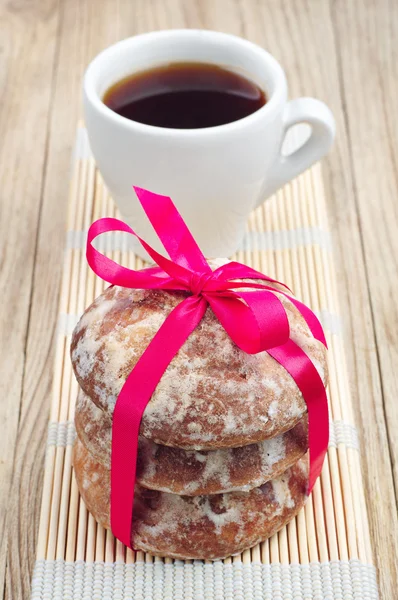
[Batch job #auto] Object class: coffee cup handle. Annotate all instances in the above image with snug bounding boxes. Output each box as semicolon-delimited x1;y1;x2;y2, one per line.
258;97;335;206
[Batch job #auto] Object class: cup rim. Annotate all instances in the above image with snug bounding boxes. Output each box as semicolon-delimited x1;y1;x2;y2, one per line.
83;29;287;137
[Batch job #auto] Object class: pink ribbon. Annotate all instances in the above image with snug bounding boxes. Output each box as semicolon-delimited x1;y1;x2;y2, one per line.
86;186;329;549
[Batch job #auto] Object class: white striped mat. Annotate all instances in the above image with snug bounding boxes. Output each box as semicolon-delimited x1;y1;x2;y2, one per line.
46;419;359;451
32;559;378;600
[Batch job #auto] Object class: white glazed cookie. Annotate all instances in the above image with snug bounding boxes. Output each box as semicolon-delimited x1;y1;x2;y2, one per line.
75;388;308;495
73;437;309;560
71;262;327;450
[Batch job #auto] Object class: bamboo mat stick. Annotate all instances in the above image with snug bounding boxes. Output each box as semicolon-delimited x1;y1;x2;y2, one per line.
95;525;105;563
76;496;88;561
309;167;373;564
53;450;72;560
37;143;81;559
65;165;101;564
288;178;339;563
287;176;343;562
250;543;261;563
67;154;96;564
65;478;80;562
297;508;309;564
45;147;91;561
115;540;126;562
76;169;104;564
325;296;365;558
36;136;83;561
261;538;270;564
292;179;344;561
47;162;86;560
300;169;359;561
49;151;82;423
68;180;113;565
105;530;115;563
118;202;138;568
305;498;320;563
278;526;289;565
55;158;96;561
97;191;118;566
269;530;280;563
287;519;299;564
312;185;373;565
269;187;322;565
287;176;340;563
86;515;97;563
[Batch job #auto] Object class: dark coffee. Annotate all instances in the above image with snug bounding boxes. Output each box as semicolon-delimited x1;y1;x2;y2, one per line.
103;62;266;129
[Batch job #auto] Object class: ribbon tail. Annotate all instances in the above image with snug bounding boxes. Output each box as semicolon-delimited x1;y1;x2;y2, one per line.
211;261;291;292
267;340;329;493
111;295;208;548
284;295;327;347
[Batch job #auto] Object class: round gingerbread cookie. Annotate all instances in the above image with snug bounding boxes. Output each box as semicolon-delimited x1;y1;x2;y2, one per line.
71;262;327;449
73;437;309;560
75;388;308;495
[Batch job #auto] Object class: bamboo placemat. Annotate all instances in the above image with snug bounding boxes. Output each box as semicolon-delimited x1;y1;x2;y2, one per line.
31;126;379;600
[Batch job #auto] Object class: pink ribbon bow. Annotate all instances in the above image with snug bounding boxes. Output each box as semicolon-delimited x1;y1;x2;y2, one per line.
86;186;329;549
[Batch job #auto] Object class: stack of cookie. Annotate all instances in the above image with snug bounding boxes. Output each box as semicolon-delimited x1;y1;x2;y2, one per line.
71;264;327;560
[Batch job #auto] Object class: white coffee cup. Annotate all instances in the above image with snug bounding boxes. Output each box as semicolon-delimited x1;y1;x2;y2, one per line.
84;29;335;258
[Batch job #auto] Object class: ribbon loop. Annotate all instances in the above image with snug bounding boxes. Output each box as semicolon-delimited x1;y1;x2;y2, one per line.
85;187;329;550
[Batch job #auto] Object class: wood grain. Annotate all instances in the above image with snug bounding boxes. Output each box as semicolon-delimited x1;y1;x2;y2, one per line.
1;0;397;598
0;1;61;598
332;0;398;491
329;2;398;596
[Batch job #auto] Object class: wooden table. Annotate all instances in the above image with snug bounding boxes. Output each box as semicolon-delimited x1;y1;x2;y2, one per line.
1;1;397;598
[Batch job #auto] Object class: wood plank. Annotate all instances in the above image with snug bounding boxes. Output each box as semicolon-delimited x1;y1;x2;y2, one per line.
329;1;398;596
0;1;61;599
332;0;398;488
4;0;397;597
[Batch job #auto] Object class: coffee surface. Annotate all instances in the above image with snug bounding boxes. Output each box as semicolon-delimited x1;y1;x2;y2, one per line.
103;62;266;129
